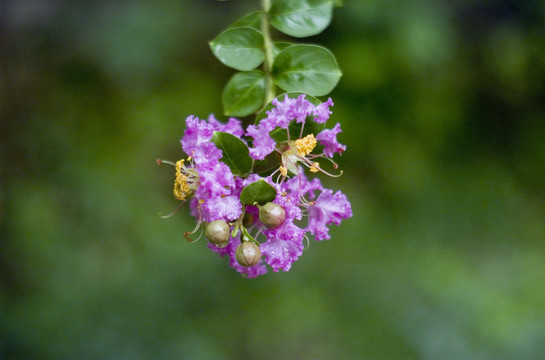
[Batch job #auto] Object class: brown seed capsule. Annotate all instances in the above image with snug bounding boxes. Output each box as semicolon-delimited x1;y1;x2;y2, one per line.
259;202;286;229
235;242;262;267
204;220;230;248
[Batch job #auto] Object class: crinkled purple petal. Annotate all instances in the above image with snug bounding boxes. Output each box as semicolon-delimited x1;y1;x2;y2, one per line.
181;116;214;156
312;98;334;124
291;94;314;123
207;114;245;138
316;123;346;157
266;94;314;126
307;188;352;241
246;124;277;160
196;162;235;198
191;142;223;165
266;95;297;128
201;194;242;222
261;223;304;272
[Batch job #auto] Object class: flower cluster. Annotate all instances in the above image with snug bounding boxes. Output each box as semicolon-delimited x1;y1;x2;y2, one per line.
163;95;352;278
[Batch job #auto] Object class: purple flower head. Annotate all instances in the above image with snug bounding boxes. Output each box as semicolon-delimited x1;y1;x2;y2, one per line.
168;97;350;277
316;123;346;157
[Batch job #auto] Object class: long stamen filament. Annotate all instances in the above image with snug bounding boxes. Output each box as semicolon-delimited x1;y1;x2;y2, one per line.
299;122;305;139
160;202;185;218
296;155;343;177
157;159;177;167
303;233;311;250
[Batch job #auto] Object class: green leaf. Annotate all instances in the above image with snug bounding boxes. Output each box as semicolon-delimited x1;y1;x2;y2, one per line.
269;0;334;38
229;11;262;30
240;180;277;205
253;151;282;177
211;131;253;176
222;70;266;116
209;27;264;71
273;44;341;96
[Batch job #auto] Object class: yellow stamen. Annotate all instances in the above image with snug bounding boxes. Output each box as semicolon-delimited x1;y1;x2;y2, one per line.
279;166;288;177
310;162;320;173
295;134;317;157
173;159;197;201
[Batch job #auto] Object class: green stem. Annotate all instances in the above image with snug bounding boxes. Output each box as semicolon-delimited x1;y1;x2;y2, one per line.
241;225;261;246
261;0;275;104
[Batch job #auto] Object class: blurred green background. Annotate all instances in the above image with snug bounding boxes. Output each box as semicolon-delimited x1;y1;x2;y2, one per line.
1;1;545;359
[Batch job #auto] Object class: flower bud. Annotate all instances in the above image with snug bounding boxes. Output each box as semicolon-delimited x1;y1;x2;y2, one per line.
205;220;230;248
259;202;286;229
235;241;261;267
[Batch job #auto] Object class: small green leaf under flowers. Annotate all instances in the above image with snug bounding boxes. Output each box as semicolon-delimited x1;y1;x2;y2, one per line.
222;70;266;116
240;180;277;205
269;0;334;38
273;44;341;96
211;131;253;176
209;27;265;71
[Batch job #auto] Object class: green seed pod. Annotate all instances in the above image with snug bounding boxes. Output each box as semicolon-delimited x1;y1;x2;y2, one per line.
205;220;230;248
235;241;261;267
259;202;286;229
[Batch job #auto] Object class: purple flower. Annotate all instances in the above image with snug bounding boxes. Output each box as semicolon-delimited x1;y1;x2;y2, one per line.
246;95;337;165
307;188;352;241
180;115;241;222
312;97;334;123
284;171;352;241
181;116;215;157
316;123;346;157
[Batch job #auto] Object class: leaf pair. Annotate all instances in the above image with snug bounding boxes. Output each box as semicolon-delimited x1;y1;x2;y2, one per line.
209;0;341;117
